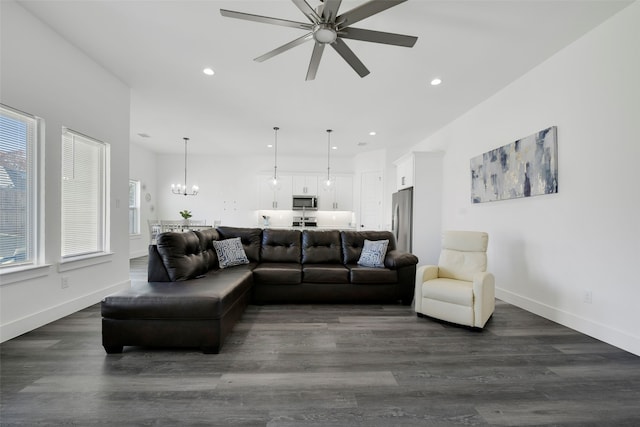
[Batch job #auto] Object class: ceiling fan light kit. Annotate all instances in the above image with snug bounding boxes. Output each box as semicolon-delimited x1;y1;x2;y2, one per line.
313;23;337;44
220;0;418;81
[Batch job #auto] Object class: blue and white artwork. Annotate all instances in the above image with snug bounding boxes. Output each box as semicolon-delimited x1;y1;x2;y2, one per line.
471;126;558;203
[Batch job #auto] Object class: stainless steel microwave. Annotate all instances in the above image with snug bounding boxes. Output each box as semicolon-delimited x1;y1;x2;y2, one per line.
292;195;318;210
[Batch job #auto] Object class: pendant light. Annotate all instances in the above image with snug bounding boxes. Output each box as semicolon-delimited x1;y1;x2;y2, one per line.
322;129;334;190
267;126;281;190
171;137;199;196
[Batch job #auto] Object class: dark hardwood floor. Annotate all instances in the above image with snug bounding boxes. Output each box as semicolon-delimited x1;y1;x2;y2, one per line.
2;257;640;426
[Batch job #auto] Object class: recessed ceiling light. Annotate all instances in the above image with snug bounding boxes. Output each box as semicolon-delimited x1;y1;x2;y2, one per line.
332;146;337;150
430;78;442;86
203;67;215;76
267;144;273;148
369;131;376;136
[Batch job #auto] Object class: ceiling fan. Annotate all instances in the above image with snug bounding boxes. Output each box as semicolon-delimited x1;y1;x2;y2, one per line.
220;0;418;81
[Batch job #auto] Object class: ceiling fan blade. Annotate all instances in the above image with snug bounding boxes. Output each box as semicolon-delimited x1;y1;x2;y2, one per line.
331;38;370;78
340;27;417;47
337;0;407;27
306;42;326;81
322;0;342;22
255;33;314;63
291;0;321;24
220;9;312;31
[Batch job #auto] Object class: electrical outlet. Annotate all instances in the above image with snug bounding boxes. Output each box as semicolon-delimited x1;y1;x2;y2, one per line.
61;277;69;289
583;290;593;304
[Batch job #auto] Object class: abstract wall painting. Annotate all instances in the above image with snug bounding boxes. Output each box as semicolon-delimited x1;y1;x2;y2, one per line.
470;126;558;203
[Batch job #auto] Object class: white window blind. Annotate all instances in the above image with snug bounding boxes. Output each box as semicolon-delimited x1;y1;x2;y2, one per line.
0;105;37;267
129;180;140;235
61;128;109;258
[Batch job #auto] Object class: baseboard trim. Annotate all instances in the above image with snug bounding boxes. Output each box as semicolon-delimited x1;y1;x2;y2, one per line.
0;280;129;343
496;288;640;356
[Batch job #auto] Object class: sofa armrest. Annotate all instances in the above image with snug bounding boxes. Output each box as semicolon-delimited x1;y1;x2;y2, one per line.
384;250;419;269
148;244;171;282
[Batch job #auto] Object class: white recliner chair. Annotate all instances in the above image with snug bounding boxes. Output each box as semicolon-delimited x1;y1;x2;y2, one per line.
414;230;495;328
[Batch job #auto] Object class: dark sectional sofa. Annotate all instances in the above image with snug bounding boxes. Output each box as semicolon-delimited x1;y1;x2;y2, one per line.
102;226;419;354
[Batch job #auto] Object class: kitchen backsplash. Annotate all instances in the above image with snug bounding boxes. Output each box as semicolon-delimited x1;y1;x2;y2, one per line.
258;210;355;229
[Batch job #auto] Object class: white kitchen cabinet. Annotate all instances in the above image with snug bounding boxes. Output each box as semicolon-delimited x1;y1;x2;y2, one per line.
318;175;353;211
395;154;414;190
292;175;318;195
257;174;292;210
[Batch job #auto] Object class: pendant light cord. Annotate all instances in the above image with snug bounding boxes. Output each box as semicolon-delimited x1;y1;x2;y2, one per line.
326;129;332;182
273;127;279;181
183;137;188;193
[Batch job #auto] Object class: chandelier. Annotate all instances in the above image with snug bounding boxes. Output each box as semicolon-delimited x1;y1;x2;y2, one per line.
171;137;199;196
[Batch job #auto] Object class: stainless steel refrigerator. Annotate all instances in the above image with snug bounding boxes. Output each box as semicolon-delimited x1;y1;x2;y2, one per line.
392;187;413;252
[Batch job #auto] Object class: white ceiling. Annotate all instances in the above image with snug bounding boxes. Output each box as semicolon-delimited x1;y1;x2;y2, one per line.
17;0;632;158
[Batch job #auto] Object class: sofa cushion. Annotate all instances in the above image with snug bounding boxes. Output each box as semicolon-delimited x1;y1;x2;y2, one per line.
357;239;389;268
102;269;253;320
347;264;398;284
422;278;473;306
156;232;208;281
213;237;250;269
341;231;397;265
438;231;488;281
302;230;342;264
253;263;302;285
217;226;262;262
261;229;301;263
302;264;349;283
194;228;220;271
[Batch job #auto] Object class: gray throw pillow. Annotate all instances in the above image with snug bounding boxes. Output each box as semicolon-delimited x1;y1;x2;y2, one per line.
212;237;249;268
357;239;389;268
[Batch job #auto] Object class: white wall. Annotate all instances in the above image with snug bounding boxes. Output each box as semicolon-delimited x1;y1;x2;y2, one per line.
411;152;444;266
413;2;640;355
0;1;131;341
129;142;157;258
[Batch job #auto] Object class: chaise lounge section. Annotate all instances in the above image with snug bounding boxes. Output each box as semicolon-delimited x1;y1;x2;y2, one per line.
101;226;418;354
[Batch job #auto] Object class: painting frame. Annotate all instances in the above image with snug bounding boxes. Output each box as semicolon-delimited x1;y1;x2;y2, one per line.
470;126;558;203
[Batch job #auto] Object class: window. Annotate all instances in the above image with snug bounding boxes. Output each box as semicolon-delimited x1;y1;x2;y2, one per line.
61;128;110;259
129;180;140;235
0;104;38;268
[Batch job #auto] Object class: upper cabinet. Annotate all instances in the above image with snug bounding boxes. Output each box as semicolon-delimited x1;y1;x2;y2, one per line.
259;172;354;211
257;174;293;210
292;175;318;195
395;154;414;190
318;175;353;211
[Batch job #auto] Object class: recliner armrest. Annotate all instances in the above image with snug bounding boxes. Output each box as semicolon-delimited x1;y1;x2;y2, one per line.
384;250;419;269
413;264;438;313
415;264;439;284
472;271;495;328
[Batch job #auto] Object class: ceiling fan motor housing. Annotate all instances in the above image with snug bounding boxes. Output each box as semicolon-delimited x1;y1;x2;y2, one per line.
313;23;337;44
